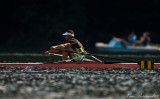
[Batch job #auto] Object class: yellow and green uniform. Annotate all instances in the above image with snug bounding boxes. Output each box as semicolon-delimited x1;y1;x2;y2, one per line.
69;39;85;61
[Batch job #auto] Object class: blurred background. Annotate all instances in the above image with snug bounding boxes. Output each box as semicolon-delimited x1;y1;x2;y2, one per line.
0;0;160;53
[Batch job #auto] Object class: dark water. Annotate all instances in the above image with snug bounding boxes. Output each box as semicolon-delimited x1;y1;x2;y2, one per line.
0;53;160;99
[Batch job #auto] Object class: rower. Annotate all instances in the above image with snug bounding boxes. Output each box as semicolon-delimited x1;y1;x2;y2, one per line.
45;30;86;61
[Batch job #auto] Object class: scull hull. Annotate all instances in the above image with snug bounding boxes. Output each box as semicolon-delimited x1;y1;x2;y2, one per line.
0;62;160;69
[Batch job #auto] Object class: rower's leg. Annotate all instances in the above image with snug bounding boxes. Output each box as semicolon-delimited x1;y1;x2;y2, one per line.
62;51;69;60
62;47;74;60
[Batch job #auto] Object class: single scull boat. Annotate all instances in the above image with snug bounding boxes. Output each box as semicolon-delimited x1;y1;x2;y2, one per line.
0;51;159;69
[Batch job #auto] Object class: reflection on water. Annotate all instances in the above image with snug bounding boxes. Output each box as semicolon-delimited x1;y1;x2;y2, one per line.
0;67;160;99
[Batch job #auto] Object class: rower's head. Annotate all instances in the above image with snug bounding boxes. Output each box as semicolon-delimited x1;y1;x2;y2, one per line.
62;30;74;41
143;32;150;37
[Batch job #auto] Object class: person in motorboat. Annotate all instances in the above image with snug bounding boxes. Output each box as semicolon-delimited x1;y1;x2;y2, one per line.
44;30;86;61
111;32;137;47
136;32;150;46
127;32;137;46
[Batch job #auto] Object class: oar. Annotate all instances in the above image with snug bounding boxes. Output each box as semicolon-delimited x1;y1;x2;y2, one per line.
90;55;103;62
89;54;135;63
54;49;136;63
49;53;62;57
47;53;74;63
53;59;73;63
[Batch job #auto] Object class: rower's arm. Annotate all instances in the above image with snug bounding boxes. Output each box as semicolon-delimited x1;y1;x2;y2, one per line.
44;49;59;55
50;43;72;50
45;43;73;55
